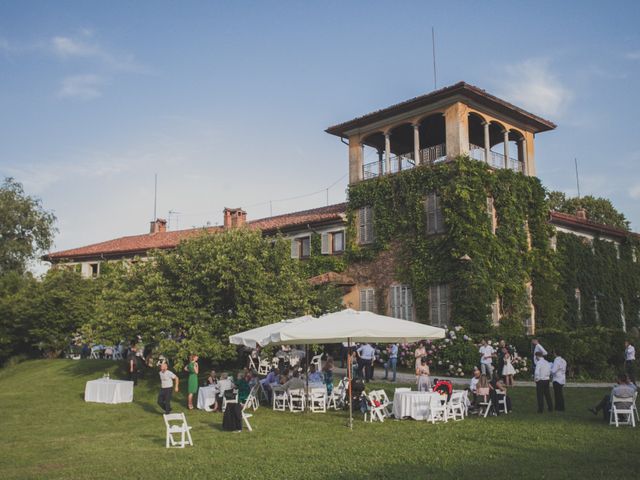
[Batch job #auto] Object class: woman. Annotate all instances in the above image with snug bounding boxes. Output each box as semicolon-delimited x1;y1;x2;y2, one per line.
502;348;516;386
416;357;431;392
206;370;217;385
236;371;251;404
184;354;199;410
323;357;335;395
414;342;427;371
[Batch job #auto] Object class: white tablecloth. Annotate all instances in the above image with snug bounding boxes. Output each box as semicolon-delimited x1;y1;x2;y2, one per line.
197;385;219;411
392;391;440;420
84;379;134;404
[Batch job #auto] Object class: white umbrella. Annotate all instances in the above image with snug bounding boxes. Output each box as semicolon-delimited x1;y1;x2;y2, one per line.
228;315;314;348
269;308;446;429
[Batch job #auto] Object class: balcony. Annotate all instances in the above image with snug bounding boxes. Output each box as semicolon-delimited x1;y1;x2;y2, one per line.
469;144;524;173
362;143;446;180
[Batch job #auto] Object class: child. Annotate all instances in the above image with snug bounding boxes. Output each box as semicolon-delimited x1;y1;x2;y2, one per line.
323;357;334;395
502;348;516;386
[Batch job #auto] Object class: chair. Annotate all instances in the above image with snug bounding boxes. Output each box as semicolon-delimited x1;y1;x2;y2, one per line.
496;391;509;414
246;384;260;411
89;348;101;359
241;400;254;432
363;392;386;422
272;387;288;411
328;378;348;410
476;392;493;418
163;413;193;448
373;389;393;418
112;349;123;361
309;387;327;413
221;389;239;413
289;389;306;412
257;358;271;376
447;391;465;421
609;393;637;427
427;394;448;424
271;357;280;369
248;356;258;372
309;354;323;372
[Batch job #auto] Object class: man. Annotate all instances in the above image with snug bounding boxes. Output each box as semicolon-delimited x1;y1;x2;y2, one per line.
127;345;139;386
551;350;567;412
157;361;179;415
357;342;375;382
307;364;323;383
468;367;481;411
589;373;637;421
283;370;305;392
260;367;279;403
532;338;547;366
624;340;636;384
534;351;553;413
384;343;398;382
478;339;495;379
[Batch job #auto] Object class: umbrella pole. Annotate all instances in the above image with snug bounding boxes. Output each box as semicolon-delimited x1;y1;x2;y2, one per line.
348;337;353;430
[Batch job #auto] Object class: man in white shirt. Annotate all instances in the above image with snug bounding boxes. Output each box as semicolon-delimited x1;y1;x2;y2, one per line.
551;350;567;412
478;340;495;378
157;362;179;414
534;351;553;413
532;338;547;366
589;373;638;420
624;341;636;384
357;343;375;382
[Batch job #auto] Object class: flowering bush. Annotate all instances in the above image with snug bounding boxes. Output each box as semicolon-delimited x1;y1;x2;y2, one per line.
375;326;528;378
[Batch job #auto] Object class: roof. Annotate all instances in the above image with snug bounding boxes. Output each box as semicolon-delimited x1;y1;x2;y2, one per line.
44;203;348;262
549;211;639;240
325;81;557;138
308;271;355;286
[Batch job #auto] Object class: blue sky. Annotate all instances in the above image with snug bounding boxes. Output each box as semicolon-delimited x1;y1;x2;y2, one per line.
1;1;640;269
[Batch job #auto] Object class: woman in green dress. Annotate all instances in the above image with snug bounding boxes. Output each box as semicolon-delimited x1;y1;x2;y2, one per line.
184;354;199;410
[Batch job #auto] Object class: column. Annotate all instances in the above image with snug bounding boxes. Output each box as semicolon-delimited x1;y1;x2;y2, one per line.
519;138;527;174
377;149;384;176
413;124;421;165
384;132;391;174
348;136;364;184
483;122;490;164
502;130;510;169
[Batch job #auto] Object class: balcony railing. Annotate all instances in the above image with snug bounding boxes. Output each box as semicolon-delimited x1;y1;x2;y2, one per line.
470;143;524;173
361;143;446;180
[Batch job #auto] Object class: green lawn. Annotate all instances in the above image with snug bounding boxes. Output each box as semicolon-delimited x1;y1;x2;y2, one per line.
0;360;638;480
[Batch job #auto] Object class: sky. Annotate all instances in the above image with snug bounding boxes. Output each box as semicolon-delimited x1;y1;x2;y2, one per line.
1;0;640;272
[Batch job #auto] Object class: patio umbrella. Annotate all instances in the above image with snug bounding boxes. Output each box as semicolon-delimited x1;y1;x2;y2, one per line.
228;315;315;349
269;308;446;429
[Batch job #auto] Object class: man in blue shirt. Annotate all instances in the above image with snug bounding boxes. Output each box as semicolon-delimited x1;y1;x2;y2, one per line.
357;343;375;382
384;343;398;382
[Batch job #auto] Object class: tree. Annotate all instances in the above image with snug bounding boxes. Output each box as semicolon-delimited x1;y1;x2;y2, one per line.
547;190;629;231
0;178;56;274
88;228;340;367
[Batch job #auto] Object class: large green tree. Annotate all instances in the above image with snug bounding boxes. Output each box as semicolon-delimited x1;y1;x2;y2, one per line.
547;191;629;230
0;178;57;274
87;228;339;367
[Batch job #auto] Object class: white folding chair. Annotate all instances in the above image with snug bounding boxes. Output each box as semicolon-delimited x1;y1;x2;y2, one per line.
363;392;386;422
89;348;101;359
373;389;393;418
309;387;327;413
248;356;258;372
309;354;323;372
477;393;493;418
163;413;193;448
272;388;288;411
112;349;123;360
271;357;280;369
447;391;465;421
328;378;348;410
609;393;637;427
257;358;270;376
427;393;449;424
289;389;306;412
245;384;260;411
496;392;509;414
221;389;239;413
241;400;254;432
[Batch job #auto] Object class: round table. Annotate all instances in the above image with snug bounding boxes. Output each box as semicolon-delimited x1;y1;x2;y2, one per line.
84;378;134;404
392;391;440;420
197;385;219;411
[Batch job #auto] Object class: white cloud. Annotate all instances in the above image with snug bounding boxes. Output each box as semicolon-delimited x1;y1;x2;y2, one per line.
51;36;98;58
495;58;573;118
57;74;105;100
629;183;640;200
624;51;640;61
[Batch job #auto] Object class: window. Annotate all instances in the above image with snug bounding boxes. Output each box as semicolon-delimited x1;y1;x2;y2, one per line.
358;206;374;244
425;192;445;234
491;297;500;326
290;236;311;259
90;263;99;278
321;230;345;255
429;284;450;327
390;285;413;321
359;288;375;313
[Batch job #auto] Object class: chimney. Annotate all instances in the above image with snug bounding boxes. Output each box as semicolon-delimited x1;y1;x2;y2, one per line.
223;208;247;228
575;208;587;221
150;218;167;234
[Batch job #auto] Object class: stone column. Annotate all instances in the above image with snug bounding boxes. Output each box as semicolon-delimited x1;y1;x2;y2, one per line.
519;138;527;175
413;124;421;165
377;149;384;177
483;122;490;164
384;132;391;174
348;136;364;184
444;102;469;161
502;130;510;169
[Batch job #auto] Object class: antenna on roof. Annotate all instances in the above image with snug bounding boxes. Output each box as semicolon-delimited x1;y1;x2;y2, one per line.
432;27;437;90
574;158;581;199
153;173;158;220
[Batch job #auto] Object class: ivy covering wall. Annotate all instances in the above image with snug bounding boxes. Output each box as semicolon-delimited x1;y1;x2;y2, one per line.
344;156;640;335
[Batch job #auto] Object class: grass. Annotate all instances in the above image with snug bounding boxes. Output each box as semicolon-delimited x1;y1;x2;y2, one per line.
0;360;638;480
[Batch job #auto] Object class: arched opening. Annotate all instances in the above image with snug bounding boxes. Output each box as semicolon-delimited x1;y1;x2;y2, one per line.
360;131;385;179
468;112;487;162
415;113;446;164
508;129;525;173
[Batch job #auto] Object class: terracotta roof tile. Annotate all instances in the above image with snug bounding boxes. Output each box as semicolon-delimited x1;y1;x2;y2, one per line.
549;211;639;240
44;203;348;262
